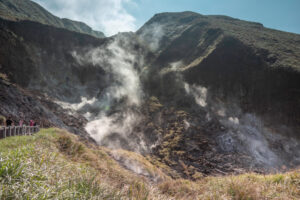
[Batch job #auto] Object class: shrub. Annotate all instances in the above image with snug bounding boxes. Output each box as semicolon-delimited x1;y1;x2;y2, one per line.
0;115;6;126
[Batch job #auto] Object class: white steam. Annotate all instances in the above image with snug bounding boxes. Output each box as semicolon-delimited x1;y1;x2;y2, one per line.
228;117;239;125
219;114;281;167
72;39;143;107
111;151;149;176
138;23;165;52
111;151;163;182
184;82;207;107
184;82;300;169
184;119;190;130
56;97;97;112
71;36;148;151
86;111;140;146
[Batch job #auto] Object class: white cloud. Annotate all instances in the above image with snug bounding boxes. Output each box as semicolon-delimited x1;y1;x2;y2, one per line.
32;0;137;36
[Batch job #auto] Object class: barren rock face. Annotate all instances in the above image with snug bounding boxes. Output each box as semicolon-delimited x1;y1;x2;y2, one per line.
0;6;300;177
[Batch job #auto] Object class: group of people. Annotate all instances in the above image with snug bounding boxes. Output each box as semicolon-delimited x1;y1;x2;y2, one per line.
1;116;37;127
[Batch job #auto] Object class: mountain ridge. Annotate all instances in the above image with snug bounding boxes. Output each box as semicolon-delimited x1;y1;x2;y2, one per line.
0;0;105;38
138;11;300;71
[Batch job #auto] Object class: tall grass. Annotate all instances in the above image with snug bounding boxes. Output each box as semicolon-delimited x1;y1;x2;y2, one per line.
0;128;299;200
0;129;122;199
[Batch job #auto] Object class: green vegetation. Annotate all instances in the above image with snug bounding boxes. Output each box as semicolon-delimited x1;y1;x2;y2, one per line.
0;115;5;126
0;128;299;199
0;73;8;82
148;96;163;113
0;129;157;199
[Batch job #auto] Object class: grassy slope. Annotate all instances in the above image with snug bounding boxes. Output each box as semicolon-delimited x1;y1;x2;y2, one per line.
0;128;299;200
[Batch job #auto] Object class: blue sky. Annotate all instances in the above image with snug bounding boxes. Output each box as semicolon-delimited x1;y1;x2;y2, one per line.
33;0;300;36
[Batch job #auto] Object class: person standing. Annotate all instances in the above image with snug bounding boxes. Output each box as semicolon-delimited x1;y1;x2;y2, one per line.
19;119;24;126
6;116;13;126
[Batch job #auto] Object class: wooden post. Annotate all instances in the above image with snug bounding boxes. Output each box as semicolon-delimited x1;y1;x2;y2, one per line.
0;128;3;139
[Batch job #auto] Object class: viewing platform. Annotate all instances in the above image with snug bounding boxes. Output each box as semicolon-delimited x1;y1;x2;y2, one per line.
0;126;40;139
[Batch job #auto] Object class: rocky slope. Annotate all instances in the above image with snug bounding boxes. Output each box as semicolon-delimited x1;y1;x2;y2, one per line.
136;12;300;175
0;74;90;140
0;17;106;140
0;0;105;38
0;1;299;178
138;12;300;129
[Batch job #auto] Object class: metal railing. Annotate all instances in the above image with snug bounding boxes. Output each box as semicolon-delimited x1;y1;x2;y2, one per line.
0;126;40;139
